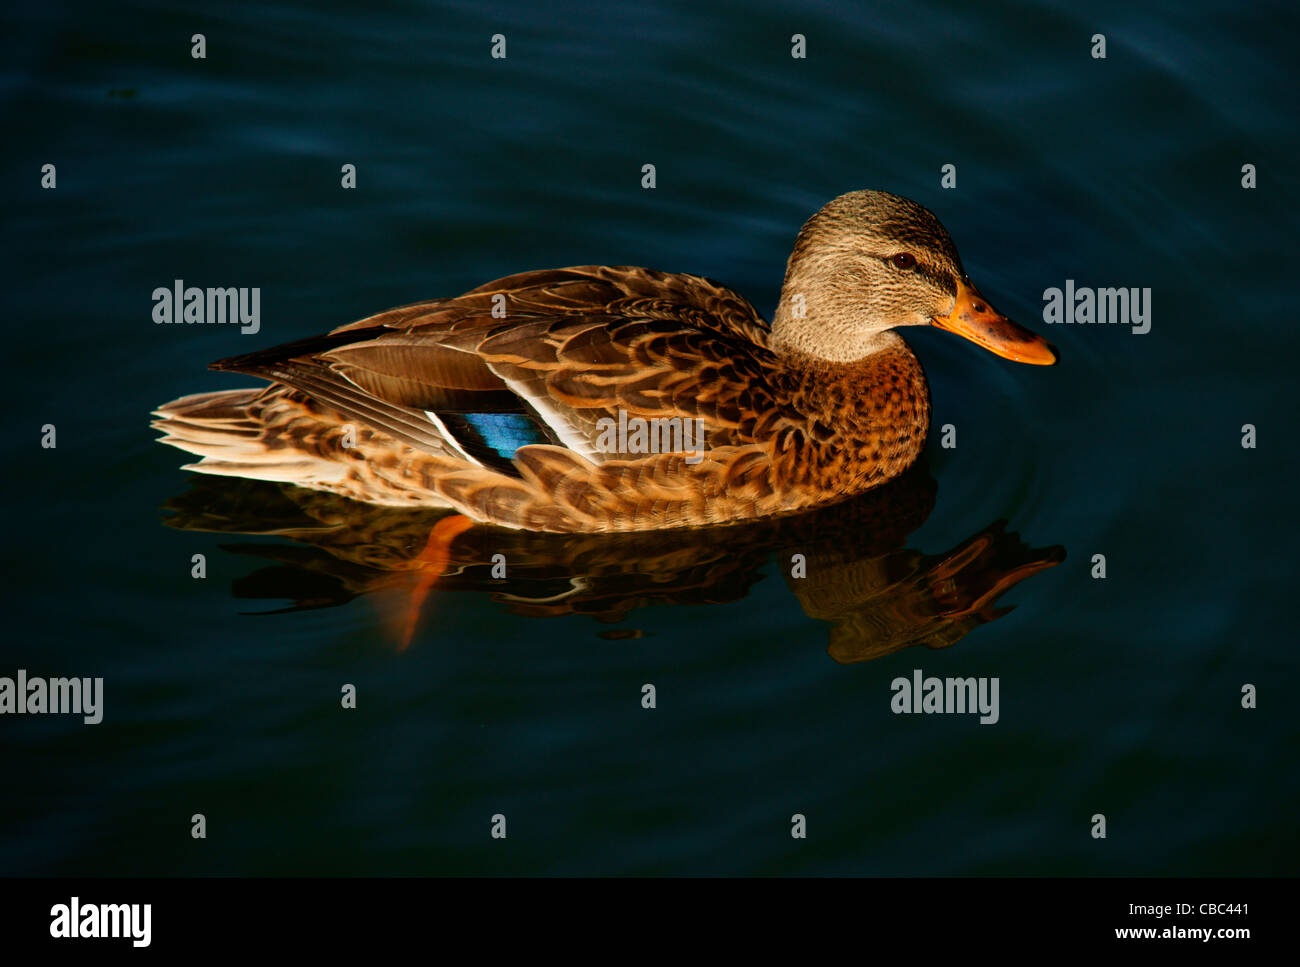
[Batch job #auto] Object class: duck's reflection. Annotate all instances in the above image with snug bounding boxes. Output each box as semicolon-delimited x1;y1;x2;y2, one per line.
161;463;1063;663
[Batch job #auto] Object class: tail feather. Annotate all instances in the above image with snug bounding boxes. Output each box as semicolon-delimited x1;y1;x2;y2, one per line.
153;387;348;486
152;388;264;423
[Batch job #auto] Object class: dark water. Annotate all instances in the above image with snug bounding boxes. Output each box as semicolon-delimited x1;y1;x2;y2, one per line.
3;0;1296;874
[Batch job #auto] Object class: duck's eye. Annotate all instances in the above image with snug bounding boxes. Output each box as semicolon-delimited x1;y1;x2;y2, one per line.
891;252;917;270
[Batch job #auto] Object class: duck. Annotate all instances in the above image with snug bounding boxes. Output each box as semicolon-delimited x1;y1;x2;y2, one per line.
153;189;1057;534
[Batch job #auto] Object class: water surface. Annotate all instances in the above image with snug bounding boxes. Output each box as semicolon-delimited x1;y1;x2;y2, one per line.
2;0;1296;874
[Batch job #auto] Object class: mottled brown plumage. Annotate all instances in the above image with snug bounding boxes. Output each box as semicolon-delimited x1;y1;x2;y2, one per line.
153;190;1056;532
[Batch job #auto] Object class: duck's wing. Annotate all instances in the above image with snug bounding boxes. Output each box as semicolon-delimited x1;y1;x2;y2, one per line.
211;266;790;474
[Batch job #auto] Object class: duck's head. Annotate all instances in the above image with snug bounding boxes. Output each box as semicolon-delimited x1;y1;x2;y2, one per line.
772;189;1057;365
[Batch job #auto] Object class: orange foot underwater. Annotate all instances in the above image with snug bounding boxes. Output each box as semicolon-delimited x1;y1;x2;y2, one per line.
393;514;477;649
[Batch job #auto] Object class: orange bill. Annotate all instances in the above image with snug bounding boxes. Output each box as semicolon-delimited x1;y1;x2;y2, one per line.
931;279;1058;365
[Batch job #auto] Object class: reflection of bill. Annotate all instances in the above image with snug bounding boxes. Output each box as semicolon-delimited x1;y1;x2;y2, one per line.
594;412;708;465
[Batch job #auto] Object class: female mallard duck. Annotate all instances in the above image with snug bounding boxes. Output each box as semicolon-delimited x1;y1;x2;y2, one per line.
154;190;1056;533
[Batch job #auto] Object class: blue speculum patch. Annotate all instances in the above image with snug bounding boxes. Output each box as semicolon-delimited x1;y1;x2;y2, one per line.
460;412;548;459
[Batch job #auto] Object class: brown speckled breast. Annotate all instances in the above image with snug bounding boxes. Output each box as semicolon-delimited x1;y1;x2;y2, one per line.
771;344;931;501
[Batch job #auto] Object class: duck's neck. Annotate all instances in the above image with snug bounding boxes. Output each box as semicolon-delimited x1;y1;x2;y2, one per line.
771;322;910;360
770;271;904;362
771;300;893;361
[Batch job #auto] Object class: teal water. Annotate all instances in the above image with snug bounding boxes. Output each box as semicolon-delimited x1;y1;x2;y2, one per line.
2;0;1296;875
